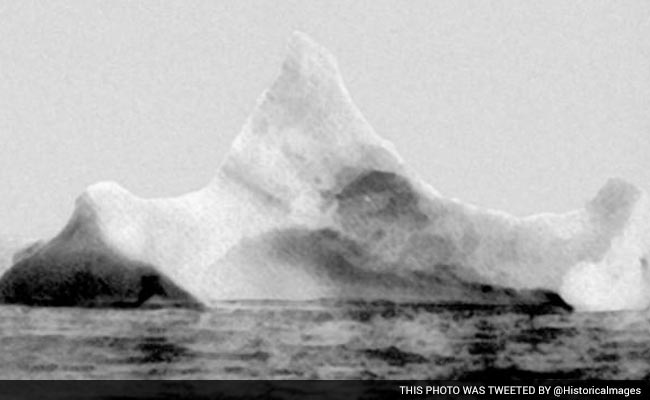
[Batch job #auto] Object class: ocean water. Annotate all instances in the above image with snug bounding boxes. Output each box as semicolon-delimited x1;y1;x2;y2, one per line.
0;300;649;380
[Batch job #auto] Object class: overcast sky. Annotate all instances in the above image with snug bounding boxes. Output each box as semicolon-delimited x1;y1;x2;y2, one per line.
1;0;649;239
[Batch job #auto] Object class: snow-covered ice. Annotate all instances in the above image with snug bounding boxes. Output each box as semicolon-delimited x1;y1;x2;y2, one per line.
1;33;648;312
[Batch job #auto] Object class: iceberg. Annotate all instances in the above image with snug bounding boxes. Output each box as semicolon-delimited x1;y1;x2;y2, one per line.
1;33;648;312
0;237;30;276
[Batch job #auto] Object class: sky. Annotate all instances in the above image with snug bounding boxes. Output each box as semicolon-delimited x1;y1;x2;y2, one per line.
1;0;649;240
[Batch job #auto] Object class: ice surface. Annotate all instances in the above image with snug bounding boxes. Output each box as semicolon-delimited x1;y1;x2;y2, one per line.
1;33;648;311
0;237;30;276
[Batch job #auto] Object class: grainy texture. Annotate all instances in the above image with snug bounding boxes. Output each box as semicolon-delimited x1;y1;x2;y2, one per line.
0;302;647;379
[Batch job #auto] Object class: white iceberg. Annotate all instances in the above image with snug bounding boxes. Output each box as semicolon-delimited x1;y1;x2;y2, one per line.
1;33;648;312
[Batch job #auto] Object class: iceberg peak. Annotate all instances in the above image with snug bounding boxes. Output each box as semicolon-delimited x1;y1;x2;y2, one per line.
284;31;341;88
590;178;641;212
221;32;404;208
587;178;644;231
229;31;384;145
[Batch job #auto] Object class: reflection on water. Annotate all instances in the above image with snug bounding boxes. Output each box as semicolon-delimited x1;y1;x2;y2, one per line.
0;301;649;379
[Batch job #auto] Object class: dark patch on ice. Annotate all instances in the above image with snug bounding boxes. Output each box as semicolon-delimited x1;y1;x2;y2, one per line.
265;227;573;312
0;249;201;309
335;170;429;227
220;163;289;211
11;240;45;264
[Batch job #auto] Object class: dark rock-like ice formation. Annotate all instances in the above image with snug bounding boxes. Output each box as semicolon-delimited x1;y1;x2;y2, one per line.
0;237;30;276
1;33;648;311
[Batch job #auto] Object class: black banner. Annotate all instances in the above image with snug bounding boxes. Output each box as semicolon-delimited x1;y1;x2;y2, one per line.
0;381;648;400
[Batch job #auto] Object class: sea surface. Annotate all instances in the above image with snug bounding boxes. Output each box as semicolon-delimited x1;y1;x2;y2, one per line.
0;300;649;380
